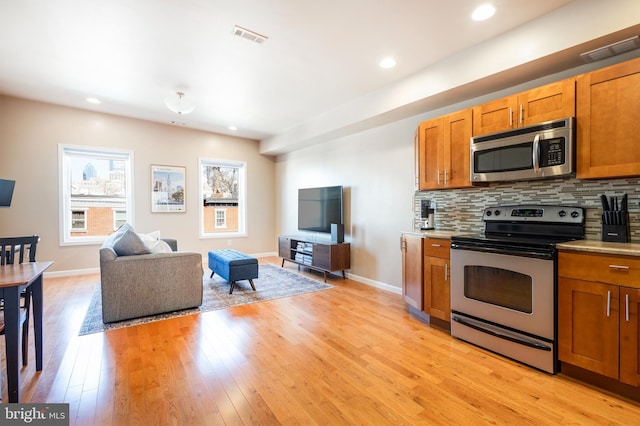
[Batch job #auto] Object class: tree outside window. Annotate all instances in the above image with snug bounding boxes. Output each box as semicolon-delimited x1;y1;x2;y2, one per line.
200;159;246;237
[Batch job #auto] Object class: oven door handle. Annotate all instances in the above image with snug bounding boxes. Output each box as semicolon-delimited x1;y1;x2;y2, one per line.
451;316;552;351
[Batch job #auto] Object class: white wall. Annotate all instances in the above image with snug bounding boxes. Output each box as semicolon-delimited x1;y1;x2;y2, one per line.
276;116;419;290
0;96;277;274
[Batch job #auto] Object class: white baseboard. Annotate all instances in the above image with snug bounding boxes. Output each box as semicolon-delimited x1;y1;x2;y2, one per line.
345;272;402;295
46;267;100;278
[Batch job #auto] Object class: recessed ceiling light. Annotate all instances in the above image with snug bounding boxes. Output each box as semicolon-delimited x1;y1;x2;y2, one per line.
86;97;101;104
228;125;238;131
472;4;496;21
379;57;396;69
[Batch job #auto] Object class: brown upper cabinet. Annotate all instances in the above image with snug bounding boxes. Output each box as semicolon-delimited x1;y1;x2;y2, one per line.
417;109;473;190
577;57;640;179
472;78;576;136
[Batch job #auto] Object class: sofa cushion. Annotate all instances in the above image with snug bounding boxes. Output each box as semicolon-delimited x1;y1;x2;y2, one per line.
112;229;150;256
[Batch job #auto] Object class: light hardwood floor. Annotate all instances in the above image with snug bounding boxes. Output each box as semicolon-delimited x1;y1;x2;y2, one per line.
4;257;640;425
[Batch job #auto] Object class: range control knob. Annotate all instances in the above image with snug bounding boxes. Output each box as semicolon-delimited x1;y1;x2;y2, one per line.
571;211;580;218
494;210;501;216
558;210;567;217
485;210;492;217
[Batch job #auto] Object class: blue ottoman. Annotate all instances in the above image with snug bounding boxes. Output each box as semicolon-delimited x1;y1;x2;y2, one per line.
208;249;258;294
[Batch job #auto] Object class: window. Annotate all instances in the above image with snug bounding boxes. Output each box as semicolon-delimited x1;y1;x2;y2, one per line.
200;158;246;237
113;209;127;230
71;209;87;232
59;145;134;245
215;209;227;229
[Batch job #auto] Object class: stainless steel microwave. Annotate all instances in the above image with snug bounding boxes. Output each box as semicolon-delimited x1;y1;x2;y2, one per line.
470;117;575;182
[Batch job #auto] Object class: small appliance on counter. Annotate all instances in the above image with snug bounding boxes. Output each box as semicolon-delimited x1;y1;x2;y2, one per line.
601;193;630;243
420;199;435;230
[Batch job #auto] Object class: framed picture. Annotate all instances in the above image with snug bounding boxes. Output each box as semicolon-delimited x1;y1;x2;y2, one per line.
151;165;186;213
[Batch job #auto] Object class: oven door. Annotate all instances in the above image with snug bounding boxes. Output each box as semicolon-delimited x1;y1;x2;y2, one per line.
450;248;554;340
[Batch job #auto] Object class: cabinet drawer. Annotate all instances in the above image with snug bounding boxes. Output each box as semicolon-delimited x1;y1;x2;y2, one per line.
423;238;450;259
559;251;640;289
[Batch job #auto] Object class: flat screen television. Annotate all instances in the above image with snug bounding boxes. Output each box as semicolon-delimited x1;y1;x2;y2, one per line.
0;179;15;208
298;185;343;233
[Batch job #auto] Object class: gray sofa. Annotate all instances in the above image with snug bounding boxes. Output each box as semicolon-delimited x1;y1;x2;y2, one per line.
99;236;203;323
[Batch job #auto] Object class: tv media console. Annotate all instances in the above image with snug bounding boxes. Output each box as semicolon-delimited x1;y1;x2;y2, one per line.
278;236;350;282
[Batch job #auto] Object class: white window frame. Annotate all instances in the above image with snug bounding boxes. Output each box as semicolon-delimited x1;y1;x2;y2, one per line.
214;209;227;229
199;158;246;238
59;145;134;245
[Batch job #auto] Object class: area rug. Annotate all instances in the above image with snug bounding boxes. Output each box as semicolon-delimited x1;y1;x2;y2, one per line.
78;263;331;336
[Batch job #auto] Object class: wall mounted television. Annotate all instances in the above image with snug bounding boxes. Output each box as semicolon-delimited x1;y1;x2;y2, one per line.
298;185;343;233
0;179;15;208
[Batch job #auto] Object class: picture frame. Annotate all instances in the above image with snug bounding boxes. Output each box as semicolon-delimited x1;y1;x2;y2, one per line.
151;165;186;213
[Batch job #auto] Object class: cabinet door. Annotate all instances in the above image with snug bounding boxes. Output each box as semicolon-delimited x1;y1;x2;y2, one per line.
518;77;575;127
558;277;619;379
443;109;473;189
620;287;640;387
401;235;423;310
424;256;450;322
417;118;444;190
472;96;516;135
577;57;640;179
278;237;291;259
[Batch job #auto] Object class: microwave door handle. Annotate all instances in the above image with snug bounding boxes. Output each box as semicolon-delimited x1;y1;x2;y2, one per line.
532;134;540;173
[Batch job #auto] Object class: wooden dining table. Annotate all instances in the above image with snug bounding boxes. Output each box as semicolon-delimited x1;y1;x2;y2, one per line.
0;261;52;402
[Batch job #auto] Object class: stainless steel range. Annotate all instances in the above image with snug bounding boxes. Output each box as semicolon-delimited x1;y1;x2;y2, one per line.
450;205;585;374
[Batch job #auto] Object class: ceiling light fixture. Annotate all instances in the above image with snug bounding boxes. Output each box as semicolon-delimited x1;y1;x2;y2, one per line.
164;92;196;115
379;57;396;69
228;125;238;131
86;97;101;104
472;3;496;21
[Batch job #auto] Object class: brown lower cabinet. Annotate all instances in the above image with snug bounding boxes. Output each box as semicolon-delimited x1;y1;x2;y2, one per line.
401;234;451;324
558;250;640;388
423;238;451;322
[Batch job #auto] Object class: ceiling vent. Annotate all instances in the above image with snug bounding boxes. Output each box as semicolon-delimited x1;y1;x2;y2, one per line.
233;25;268;44
580;36;640;63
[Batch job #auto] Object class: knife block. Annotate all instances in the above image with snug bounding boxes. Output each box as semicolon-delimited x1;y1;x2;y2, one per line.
602;214;630;243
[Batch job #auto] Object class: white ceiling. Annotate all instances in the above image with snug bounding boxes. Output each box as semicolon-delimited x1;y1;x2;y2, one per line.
0;0;577;142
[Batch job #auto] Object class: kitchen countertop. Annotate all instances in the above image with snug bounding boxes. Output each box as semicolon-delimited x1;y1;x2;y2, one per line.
557;239;640;257
401;229;471;239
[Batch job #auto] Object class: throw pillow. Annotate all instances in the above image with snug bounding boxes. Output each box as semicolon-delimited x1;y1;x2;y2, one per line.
147;239;173;254
104;223;135;247
112;229;150;256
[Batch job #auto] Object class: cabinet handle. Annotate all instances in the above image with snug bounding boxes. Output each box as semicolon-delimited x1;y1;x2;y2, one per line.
608;264;630;270
444;263;448;281
444;169;448;185
431;243;441;247
606;290;611;317
519;104;523;125
625;293;630;322
509;107;513;127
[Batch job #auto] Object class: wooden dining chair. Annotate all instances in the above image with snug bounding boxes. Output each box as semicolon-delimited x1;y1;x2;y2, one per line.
0;235;39;366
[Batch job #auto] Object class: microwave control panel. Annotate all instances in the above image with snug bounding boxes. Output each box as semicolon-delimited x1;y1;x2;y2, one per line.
539;137;565;167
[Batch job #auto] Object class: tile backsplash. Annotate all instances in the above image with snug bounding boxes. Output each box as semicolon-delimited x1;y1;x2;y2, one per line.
414;176;640;242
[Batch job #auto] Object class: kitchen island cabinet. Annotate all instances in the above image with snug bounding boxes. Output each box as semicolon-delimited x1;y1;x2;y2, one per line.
472;77;575;135
416;109;473;190
558;250;640;391
577;56;640;179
